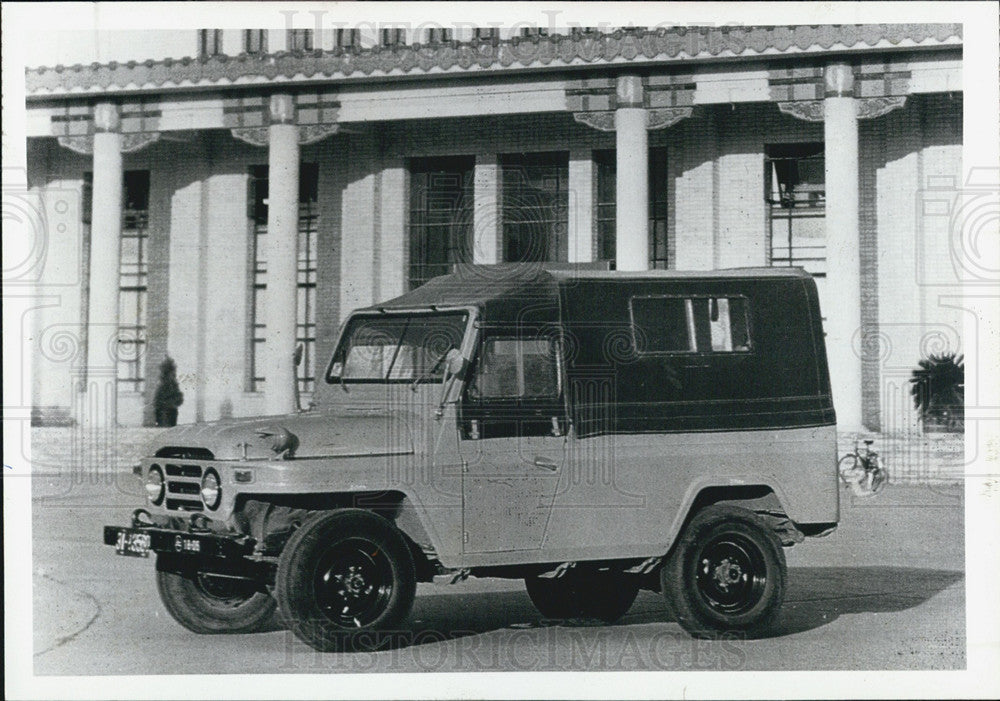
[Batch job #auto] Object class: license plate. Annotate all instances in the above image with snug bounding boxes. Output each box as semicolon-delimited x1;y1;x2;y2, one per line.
115;529;151;558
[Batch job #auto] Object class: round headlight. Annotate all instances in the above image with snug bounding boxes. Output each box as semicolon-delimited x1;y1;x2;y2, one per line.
145;466;165;505
200;469;221;510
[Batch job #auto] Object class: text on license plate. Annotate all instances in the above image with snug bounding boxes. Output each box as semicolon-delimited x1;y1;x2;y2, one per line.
115;530;151;558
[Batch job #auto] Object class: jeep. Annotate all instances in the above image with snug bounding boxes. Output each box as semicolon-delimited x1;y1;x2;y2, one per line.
104;264;839;651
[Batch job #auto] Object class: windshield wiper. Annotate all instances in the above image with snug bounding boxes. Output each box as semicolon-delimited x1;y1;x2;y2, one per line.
410;349;451;392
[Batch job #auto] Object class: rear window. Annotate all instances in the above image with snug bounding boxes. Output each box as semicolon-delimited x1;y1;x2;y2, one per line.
629;296;751;354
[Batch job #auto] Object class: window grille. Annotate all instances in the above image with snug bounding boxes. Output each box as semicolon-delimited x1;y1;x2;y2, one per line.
408;156;474;290
765;143;826;276
500;152;569;263
118;170;150;392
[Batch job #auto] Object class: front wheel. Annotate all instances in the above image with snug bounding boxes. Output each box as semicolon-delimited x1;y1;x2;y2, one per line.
275;509;416;652
662;505;786;638
155;560;279;634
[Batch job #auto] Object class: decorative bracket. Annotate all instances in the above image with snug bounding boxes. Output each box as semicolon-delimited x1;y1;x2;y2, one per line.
777;100;825;122
230;127;269;147
122;132;161;153
647;107;693;130
298;123;339;145
231;124;340;147
56;132;161;155
778;95;908;122
573;106;693;132
572;111;616;132
56;135;94;155
857;96;907;120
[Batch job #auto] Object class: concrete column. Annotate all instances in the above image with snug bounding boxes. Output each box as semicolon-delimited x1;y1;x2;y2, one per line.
567;149;595;263
615;75;648;271
823;63;863;432
379;160;407;300
473;154;500;263
263;94;300;415
83;102;123;427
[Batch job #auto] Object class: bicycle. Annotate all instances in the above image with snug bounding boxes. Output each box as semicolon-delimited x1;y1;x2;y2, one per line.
838;438;888;497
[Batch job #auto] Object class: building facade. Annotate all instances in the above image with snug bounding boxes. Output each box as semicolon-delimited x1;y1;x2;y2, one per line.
24;24;964;433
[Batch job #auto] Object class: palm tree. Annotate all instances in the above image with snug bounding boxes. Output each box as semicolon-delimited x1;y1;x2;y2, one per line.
909;353;964;432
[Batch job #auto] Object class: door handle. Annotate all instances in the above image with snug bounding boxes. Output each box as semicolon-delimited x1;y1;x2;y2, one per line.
533;456;558;471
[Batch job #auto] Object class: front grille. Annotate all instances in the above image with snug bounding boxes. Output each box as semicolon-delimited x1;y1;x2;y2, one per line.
165;464;202;478
162;462;204;512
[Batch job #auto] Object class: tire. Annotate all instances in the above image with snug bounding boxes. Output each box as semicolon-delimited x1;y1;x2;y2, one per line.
275;509;416;652
155;561;278;634
662;505;786;639
524;568;639;623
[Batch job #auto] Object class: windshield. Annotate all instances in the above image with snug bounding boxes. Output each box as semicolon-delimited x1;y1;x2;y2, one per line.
326;311;470;383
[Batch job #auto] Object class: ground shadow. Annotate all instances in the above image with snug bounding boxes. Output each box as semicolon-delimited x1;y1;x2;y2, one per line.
765;566;964;637
378;565;963;650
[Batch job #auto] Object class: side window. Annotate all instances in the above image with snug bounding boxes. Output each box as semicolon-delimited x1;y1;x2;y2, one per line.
630;297;695;353
630;296;751;354
469;338;559;399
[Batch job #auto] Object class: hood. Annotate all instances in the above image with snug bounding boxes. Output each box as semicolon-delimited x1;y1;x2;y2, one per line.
150;409;414;461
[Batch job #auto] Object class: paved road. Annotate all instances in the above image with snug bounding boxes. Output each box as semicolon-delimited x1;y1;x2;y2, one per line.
30;474;964;674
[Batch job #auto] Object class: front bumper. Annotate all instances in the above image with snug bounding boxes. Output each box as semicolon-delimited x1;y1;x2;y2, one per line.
103;509;274;583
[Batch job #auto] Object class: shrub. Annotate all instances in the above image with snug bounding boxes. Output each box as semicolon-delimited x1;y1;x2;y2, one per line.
153;356;184;427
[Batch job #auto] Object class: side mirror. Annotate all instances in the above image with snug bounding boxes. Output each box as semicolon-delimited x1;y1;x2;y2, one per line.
444;348;466;379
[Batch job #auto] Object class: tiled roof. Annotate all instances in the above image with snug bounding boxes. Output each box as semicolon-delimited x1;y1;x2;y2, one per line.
26;24;962;98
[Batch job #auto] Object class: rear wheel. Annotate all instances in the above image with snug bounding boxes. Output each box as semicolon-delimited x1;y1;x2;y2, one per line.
275;509;416;652
524;569;639;623
662;505;785;638
155;561;278;634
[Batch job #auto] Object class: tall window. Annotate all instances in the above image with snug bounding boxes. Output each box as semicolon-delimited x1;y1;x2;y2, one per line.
287;29;314;51
473;28;499;42
425;27;453;43
408;156;474;289
248;163;319;394
594;148;670;268
500;152;569;263
333;28;360;50
119;170;151;392
381;28;406;46
198;29;223;58
766;143;826;276
243;29;268;54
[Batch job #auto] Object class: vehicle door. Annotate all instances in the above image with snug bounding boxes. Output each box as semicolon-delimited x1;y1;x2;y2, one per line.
458;330;568;553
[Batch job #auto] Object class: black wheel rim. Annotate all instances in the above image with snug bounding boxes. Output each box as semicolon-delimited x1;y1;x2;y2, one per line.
313;537;394;628
694;533;767;617
194;574;258;606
